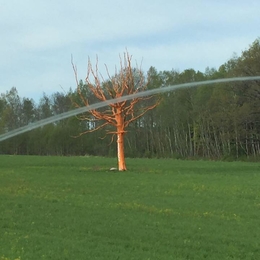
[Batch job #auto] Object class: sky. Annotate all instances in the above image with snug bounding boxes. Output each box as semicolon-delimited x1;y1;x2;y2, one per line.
1;0;260;102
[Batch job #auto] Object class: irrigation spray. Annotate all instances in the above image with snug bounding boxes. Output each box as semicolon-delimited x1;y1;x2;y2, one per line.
1;76;260;142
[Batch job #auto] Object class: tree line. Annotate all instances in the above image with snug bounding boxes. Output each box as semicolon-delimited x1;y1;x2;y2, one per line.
1;38;260;160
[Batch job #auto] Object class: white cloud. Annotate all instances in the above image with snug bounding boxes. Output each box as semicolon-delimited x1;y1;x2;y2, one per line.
0;0;260;101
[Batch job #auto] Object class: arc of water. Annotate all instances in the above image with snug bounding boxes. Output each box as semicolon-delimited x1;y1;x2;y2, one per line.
1;76;260;142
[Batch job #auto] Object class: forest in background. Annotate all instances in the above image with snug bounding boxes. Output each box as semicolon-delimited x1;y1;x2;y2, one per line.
1;38;260;160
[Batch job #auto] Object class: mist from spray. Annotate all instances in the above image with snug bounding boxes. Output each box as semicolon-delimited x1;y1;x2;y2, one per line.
1;76;260;142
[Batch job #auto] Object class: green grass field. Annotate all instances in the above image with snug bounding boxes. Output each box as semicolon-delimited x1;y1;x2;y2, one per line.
0;155;260;260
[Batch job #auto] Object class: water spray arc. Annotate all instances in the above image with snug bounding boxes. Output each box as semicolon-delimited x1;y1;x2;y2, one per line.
1;76;260;142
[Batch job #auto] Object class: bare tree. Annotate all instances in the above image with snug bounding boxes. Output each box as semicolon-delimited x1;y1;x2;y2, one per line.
72;52;160;171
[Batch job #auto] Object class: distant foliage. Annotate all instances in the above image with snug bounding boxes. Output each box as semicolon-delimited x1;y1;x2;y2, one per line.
1;38;260;160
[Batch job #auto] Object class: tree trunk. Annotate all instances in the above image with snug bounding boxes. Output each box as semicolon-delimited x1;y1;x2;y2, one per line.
117;130;126;171
116;108;127;171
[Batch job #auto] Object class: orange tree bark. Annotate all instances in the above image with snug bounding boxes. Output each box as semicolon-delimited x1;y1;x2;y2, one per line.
115;107;127;170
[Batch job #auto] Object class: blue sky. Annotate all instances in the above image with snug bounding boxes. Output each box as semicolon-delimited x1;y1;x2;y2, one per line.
1;0;260;102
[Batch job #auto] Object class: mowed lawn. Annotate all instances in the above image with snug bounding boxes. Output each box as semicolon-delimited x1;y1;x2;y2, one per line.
0;156;260;260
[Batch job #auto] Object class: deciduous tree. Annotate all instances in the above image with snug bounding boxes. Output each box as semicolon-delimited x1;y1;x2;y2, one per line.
72;52;160;171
